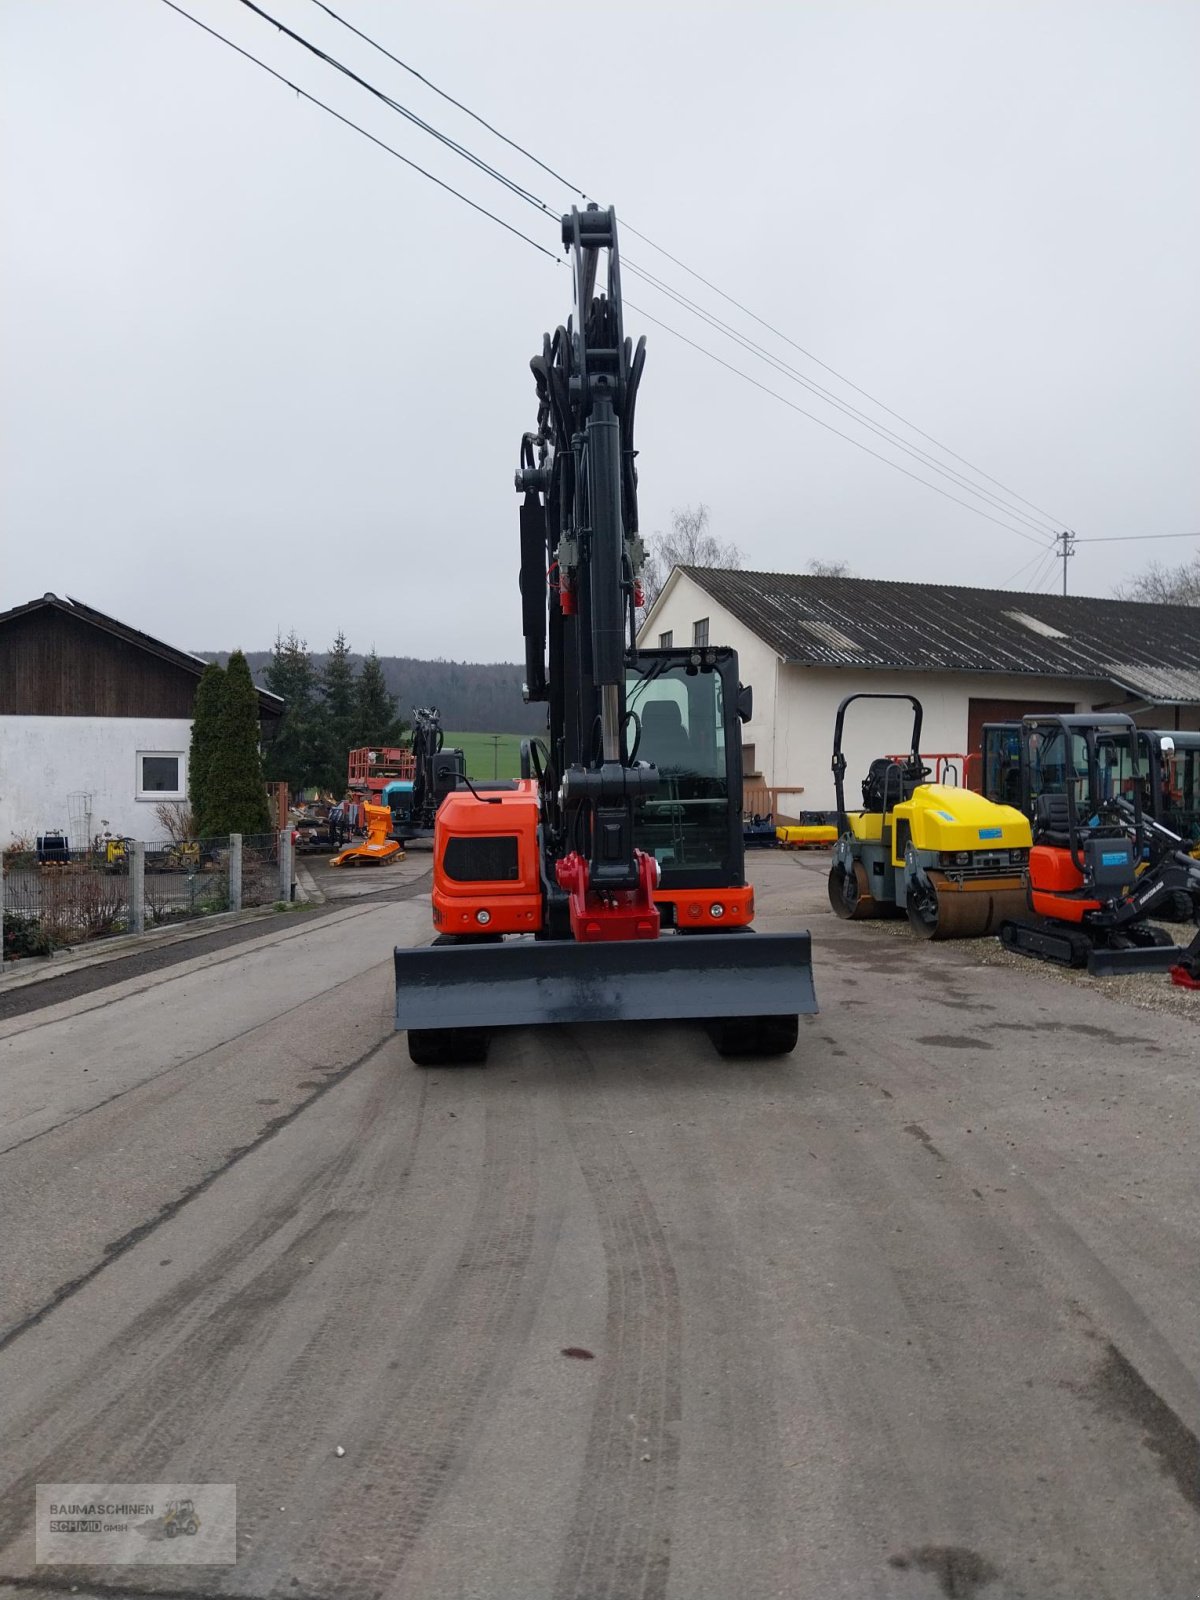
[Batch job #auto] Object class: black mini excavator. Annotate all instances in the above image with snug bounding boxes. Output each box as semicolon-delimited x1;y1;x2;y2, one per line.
997;715;1200;977
392;205;817;1064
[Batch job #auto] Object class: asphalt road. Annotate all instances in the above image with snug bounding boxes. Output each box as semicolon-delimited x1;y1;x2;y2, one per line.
1;852;1198;1600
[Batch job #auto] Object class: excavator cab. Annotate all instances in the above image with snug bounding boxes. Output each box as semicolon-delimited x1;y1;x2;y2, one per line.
982;721;1200;857
627;648;755;928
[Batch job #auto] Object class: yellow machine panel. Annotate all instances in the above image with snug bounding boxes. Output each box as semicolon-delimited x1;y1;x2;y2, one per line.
894;785;1031;855
777;824;839;848
845;812;884;842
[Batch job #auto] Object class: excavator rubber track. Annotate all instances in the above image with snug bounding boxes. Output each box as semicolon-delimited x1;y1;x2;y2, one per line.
998;918;1185;975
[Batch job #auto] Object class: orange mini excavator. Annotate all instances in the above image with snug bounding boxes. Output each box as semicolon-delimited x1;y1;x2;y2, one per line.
997;714;1200;977
392;205;816;1064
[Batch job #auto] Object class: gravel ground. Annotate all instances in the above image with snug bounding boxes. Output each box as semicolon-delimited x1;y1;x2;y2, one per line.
849;903;1200;1025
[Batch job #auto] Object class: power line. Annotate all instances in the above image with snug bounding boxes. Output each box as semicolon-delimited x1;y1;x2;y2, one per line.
237;0;556;217
154;0;560;262
245;0;1057;543
623;223;1070;530
303;0;1069;533
623;259;1058;541
1074;531;1199;544
1005;546;1050;586
624;298;1050;547
306;0;588;203
1023;548;1060;593
160;0;1062;552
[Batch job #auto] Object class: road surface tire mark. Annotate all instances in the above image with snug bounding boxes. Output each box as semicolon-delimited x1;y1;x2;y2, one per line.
887;1543;1000;1598
1084;1342;1200;1517
817;1100;1199;1592
0;1028;393;1356
277;1085;539;1600
553;1040;682;1600
207;1073;443;1588
0;1055;408;1577
0;949;398;1160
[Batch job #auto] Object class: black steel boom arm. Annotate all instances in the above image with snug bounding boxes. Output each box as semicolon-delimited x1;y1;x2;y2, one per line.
515;205;654;895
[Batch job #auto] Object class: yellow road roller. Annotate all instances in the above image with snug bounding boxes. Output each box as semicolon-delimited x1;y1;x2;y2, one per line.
828;693;1032;939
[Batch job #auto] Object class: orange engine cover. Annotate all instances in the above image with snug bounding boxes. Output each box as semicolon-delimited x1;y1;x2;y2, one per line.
1028;844;1099;923
1028;844;1083;893
432;782;543;935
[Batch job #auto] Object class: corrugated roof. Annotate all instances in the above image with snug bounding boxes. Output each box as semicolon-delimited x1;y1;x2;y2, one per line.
678;569;1200;705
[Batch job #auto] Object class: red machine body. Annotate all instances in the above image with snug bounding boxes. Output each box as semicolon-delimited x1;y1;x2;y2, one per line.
1027;844;1101;923
555;850;661;942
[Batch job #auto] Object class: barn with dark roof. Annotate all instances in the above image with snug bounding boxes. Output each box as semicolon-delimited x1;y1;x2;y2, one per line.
638;568;1200;812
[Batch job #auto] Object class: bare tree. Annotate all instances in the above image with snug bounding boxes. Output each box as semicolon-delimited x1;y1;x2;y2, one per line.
1115;552;1200;606
641;504;744;611
807;559;855;578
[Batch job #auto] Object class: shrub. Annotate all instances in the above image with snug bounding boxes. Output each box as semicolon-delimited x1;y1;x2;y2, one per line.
3;836;38;871
3;912;54;959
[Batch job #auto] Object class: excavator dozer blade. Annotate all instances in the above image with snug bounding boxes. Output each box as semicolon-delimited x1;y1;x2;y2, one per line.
394;930;816;1032
1086;943;1186;977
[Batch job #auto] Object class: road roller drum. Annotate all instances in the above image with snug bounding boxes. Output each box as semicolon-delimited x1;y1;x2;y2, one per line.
906;871;1029;940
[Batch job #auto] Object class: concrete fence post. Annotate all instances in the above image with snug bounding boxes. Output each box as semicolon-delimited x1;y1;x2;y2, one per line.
229;833;242;913
279;829;294;904
130;840;146;936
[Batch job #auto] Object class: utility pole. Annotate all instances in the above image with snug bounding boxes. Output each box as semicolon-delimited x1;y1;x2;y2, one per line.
1056;529;1076;595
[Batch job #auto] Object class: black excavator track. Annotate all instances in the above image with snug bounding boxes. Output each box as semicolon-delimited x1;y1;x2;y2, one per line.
999;917;1183;976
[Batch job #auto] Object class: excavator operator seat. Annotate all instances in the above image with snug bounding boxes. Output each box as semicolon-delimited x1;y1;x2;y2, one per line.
639;700;691;771
1033;791;1073;847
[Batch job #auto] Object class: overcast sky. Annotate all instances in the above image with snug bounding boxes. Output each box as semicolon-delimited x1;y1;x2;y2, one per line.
2;1;1197;662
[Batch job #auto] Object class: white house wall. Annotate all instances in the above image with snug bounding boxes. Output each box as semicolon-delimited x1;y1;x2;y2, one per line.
638;577;1200;812
638;572;783;782
0;716;192;845
774;668;1193;812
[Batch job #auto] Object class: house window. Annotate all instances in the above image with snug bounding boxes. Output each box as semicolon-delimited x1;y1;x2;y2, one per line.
137;752;185;799
742;743;758;775
693;618;709;647
659;630;673;648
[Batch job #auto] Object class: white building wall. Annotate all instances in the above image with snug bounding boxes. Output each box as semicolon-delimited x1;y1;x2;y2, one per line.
773;668;1188;812
631;574;1200;814
0;716;192;845
638;571;783;784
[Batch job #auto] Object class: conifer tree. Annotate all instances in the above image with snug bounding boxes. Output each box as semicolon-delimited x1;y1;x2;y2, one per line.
205;650;271;835
189;661;227;832
353;649;405;747
262;631;322;794
319;630;358;792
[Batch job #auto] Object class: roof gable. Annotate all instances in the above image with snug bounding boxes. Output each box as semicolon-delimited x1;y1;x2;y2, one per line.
679;568;1200;704
0;594;283;717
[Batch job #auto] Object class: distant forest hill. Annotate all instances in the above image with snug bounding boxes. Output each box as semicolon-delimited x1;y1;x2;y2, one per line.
197;652;545;735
